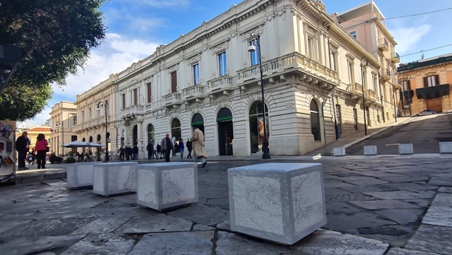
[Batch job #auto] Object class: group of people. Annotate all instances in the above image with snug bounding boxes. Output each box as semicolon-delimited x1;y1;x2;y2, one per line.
16;131;49;170
117;144;140;161
145;126;208;167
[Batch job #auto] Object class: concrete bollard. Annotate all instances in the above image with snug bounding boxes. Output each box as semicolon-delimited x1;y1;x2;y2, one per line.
439;142;452;154
136;162;198;211
333;147;346;157
363;145;377;156
93;162;138;197
398;143;414;155
66;162;103;189
228;163;327;245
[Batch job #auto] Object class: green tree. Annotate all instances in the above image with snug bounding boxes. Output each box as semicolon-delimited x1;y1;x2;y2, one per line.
0;0;107;120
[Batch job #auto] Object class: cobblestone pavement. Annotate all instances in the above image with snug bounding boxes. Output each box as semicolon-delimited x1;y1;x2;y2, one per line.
0;154;451;254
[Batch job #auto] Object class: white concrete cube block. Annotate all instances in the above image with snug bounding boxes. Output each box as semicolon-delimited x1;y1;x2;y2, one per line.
439;142;452;154
398;143;413;155
228;163;326;245
333;147;346;157
93;162;138;196
136;162;198;211
363;145;378;156
66;162;103;189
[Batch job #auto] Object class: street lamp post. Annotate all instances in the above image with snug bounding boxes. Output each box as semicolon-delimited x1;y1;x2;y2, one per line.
249;33;271;159
360;57;368;136
56;120;64;155
97;101;109;162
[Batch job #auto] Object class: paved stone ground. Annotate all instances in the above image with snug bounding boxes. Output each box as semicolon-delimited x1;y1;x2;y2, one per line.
0;155;451;254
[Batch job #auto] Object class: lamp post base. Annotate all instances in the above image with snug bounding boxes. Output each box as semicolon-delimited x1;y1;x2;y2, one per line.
262;139;271;159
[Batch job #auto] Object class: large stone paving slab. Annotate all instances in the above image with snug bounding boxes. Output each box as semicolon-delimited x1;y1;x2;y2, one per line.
332;176;390;186
324;212;396;232
128;231;214;255
374;209;424;225
114;214;193;234
167;204;229;226
386;247;442;255
405;224;452;254
71;217;133;235
422;193;452;227
0;235;85;255
349;199;420;210
61;233;134;255
365;190;436;200
0;218;93;238
293;229;389;255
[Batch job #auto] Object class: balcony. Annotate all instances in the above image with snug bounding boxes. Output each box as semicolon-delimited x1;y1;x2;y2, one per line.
416;84;450;99
365;89;380;106
182;85;205;102
348;82;363;99
206;75;234;98
237;52;338;89
163;92;182;108
121;105;144;120
378;38;389;52
391;52;400;63
381;68;391;82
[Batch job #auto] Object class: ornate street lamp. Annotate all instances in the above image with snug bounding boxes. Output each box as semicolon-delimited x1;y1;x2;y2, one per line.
249;33;270;159
360;57;369;136
56;120;64;155
97;101;109;161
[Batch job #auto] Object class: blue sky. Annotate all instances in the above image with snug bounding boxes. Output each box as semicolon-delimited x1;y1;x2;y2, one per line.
21;0;452;127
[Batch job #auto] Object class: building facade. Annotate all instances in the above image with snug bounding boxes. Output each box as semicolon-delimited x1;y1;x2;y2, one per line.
397;54;452;116
49;101;77;155
72;74;118;159
105;0;398;158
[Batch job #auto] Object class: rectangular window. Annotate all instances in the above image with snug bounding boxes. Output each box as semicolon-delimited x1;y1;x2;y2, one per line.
307;37;314;59
250;41;260;66
171;71;177;92
73;116;77;126
218;52;227;76
105;100;109;115
402;80;411;91
373;75;378;92
193;63;200;85
133;89;138;105
147;83;152;103
423;75;439;87
121;94;126;109
348;62;354;84
89;108;92;120
336;104;342;126
350;31;357;39
81;111;85;122
330;51;337;71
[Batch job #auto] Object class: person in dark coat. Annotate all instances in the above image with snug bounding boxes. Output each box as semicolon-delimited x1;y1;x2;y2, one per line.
146;139;154;160
161;133;173;162
125;145;131;160
157;144;162;159
179;138;185;159
186;138;192;159
15;131;30;170
132;144;139;160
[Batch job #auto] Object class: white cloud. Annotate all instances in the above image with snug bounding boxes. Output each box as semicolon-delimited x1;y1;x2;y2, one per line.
391;24;431;54
19;33;159;128
142;0;190;8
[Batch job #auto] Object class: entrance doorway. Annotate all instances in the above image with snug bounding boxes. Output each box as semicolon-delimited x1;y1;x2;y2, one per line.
217;108;233;156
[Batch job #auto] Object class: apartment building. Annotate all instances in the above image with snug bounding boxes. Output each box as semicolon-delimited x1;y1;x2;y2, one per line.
331;1;399;124
49;101;77;155
72;74;118;158
397;54;452;116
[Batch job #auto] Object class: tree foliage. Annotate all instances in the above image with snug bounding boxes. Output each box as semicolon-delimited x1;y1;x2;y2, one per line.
0;0;107;120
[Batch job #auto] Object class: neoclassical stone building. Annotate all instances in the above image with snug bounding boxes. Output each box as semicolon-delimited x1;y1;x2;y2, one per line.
109;0;398;158
55;0;399;159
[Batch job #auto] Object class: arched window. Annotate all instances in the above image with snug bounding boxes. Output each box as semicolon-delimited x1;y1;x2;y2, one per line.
249;101;269;153
310;100;321;141
171;119;181;140
147;124;154;143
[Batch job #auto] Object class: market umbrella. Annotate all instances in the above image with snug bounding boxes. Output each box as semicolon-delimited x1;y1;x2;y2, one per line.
62;141;102;148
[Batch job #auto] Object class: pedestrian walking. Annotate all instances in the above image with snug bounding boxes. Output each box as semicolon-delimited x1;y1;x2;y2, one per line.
179;138;185;159
146;139;154;160
186;138;192;159
118;147;125;161
161;133;173;162
132;144;139;160
191;126;207;167
15;131;30;170
34;133;48;169
156;144;162;159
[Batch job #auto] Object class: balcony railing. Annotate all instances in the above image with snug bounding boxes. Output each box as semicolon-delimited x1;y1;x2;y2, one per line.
163;92;182;106
381;68;391;82
378;38;389;52
120;105;144;119
237;52;338;83
348;82;363;99
182;85;205;100
207;75;234;92
391;52;400;63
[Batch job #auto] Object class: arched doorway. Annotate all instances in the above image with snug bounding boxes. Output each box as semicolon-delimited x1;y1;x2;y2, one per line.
147;124;155;143
249;101;268;153
191;113;204;133
171;119;181;155
310;99;321;141
133;125;138;146
217;108;233;155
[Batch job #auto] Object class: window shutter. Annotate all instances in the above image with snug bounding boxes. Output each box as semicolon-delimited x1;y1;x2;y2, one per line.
171;71;177;93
